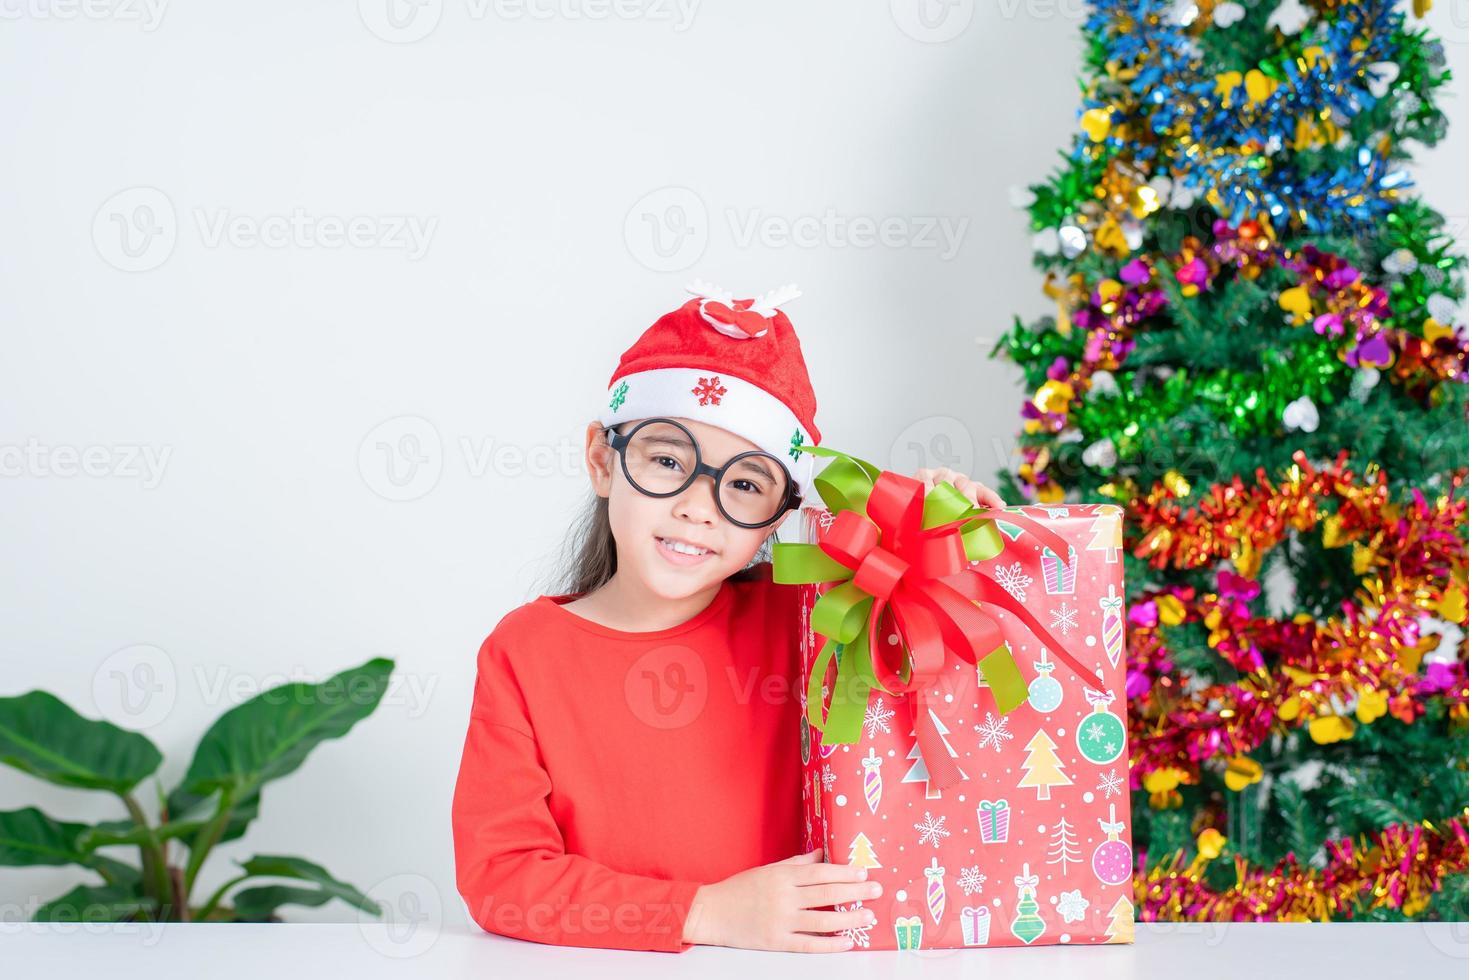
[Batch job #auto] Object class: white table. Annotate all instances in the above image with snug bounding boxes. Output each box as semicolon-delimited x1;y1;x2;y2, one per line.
5;922;1469;977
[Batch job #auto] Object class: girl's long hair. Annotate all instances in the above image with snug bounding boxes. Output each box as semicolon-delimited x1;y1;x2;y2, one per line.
540;492;775;599
535;421;779;599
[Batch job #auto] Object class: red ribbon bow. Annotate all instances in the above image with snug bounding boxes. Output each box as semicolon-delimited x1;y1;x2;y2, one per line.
817;471;1107;791
701;298;771;338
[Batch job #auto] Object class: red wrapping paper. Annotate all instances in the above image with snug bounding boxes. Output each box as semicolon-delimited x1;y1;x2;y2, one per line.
796;503;1137;950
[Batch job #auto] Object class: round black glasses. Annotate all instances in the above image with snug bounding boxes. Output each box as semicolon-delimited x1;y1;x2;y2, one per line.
603;417;802;529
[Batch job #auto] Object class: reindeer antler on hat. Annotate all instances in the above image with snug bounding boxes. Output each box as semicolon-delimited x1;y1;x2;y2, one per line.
687;280;803;340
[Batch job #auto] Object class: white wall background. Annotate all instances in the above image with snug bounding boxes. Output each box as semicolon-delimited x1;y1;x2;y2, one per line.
4;0;1469;932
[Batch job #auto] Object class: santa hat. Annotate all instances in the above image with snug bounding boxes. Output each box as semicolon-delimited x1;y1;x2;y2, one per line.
596;281;823;506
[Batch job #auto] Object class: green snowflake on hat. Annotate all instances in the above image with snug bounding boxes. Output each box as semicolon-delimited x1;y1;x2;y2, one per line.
609;380;629;413
788;427;805;461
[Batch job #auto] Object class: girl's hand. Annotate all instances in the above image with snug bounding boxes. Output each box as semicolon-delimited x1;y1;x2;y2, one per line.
913;466;1007;510
683;847;880;952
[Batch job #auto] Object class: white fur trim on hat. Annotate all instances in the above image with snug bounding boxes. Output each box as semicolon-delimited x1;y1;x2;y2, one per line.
597;367;819;506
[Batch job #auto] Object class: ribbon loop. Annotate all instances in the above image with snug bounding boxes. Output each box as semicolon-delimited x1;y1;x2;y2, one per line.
775;442;1112;794
853;545;908;601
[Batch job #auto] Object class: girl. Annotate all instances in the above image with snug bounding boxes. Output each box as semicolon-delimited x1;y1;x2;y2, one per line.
450;285;1004;954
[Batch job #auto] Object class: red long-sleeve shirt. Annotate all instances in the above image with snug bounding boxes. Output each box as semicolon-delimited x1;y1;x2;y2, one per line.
451;563;805;952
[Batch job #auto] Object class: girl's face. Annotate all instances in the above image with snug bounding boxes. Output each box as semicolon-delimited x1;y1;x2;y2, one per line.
585;417;786;600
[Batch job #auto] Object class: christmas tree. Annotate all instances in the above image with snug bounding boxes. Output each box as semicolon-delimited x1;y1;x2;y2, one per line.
993;0;1469;920
1018;729;1073;800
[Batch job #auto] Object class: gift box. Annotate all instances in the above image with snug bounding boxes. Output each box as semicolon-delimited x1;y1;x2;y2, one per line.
776;446;1135;951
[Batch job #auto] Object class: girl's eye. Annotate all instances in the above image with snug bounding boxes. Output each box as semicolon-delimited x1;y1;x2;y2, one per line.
729;479;762;495
654;455;683;471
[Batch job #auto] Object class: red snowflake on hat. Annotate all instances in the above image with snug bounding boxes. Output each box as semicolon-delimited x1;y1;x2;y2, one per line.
692;376;727;405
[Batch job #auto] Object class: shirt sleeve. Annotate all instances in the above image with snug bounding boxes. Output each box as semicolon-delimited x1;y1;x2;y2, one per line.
451;632;705;953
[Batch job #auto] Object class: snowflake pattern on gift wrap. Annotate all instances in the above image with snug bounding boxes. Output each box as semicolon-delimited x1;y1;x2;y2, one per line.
974;712;1013;752
864;698;895;739
1056;889;1090;924
821;764;836;792
1049;601;1079;637
914;810;950;847
692;375;727;406
957;865;987;895
836;901;871;947
1097;768;1124;799
993;562;1033;603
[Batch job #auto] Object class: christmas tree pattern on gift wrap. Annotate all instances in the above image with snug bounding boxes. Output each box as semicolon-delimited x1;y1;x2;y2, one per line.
794;504;1133;948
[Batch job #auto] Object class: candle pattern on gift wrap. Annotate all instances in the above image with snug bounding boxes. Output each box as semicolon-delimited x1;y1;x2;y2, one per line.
861;747;883;814
1099;583;1124;668
924;856;947;925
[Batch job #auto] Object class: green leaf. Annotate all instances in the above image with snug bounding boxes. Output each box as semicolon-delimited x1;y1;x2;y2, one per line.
0;807;98;868
230;885;335;922
164;785;261;846
0;809;144;886
79;818;209;849
32;883;153;922
0;692;162;793
228;854;381;920
173;658;394;802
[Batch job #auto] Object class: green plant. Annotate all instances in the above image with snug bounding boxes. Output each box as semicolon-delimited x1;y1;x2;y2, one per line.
0;657;394;922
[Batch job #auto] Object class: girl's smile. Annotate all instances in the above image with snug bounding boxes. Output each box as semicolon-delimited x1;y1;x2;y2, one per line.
655;534;719;564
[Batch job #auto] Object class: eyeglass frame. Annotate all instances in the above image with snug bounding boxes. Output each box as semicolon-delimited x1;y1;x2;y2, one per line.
601;416;803;529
